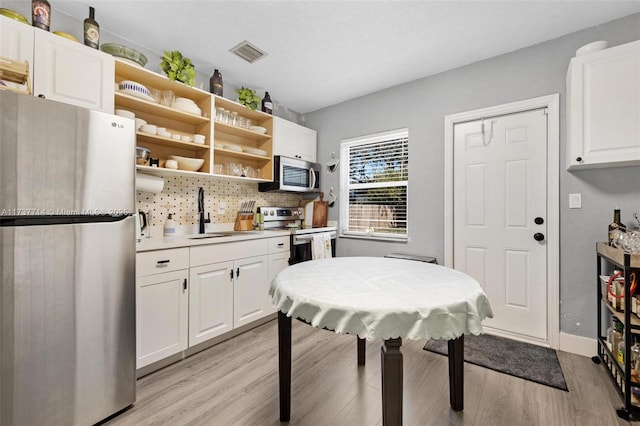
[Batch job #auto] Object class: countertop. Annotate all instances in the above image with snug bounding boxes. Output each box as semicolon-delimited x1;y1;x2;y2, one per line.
136;229;292;252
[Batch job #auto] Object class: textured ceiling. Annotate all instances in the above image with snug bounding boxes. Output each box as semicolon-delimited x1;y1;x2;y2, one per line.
12;1;640;113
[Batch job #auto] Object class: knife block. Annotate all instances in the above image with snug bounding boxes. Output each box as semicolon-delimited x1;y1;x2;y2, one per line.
234;212;254;231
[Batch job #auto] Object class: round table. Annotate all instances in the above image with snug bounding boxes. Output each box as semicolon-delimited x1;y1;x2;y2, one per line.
270;257;493;425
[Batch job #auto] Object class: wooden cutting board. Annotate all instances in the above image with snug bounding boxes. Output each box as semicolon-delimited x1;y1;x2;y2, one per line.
312;192;328;228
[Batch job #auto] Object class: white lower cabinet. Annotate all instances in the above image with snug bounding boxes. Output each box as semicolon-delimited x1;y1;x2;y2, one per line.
233;255;269;327
189;260;234;346
267;236;291;315
137;237;286;369
136;248;189;369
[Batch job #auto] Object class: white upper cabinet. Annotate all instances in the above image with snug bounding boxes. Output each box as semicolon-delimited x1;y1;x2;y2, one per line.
0;16;34;88
566;40;640;170
33;30;114;112
0;16;114;113
273;117;317;163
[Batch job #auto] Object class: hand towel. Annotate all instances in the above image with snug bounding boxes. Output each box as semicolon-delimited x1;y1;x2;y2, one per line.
312;234;325;260
322;232;333;258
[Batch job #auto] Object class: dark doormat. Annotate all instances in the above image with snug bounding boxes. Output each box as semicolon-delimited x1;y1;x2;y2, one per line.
423;334;568;391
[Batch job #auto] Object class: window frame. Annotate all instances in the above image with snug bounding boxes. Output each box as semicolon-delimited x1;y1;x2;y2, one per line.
339;128;409;242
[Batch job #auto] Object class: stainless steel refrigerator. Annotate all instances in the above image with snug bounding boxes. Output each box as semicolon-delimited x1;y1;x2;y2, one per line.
0;91;137;425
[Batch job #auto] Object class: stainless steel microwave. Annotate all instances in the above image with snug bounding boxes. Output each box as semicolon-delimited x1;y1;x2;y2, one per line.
258;156;321;193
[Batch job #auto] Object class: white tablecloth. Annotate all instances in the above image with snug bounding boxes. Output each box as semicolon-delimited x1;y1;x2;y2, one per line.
269;257;494;341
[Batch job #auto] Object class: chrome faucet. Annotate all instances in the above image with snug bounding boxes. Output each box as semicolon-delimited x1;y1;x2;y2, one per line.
198;187;210;234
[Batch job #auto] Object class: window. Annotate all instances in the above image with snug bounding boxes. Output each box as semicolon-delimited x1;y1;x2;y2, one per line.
340;128;409;240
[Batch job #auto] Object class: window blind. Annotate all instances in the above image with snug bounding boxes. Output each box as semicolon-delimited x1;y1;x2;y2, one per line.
340;129;409;239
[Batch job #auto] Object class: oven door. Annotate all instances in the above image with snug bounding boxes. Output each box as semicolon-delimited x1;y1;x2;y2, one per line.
290;231;337;264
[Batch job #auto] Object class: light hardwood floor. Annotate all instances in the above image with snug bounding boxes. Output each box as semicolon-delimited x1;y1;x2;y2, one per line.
106;319;637;425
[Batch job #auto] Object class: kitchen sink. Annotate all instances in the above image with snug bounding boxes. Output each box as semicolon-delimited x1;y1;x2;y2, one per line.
186;233;231;239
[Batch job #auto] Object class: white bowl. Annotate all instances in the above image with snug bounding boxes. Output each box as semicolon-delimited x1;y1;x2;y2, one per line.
168;155;204;172
181;135;193;142
134;118;147;129
158;130;171;138
576;40;608;56
173;97;196;105
118;80;153;101
193;134;206;144
140;124;157;135
249;125;267;134
164;159;178;169
115;109;135;119
171;134;181;140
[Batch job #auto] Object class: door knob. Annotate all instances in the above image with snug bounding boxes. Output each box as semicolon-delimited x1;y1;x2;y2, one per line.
534;233;545;241
534;217;544;225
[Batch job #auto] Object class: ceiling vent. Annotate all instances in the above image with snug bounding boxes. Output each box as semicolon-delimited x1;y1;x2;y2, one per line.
230;40;268;64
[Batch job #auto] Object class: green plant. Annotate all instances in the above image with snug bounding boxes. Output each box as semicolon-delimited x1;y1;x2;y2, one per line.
160;50;195;87
235;87;261;111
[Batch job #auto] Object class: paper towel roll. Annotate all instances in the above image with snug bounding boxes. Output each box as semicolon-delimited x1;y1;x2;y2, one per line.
136;172;164;193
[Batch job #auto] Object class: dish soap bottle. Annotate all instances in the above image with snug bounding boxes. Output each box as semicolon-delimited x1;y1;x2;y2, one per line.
83;7;100;49
31;0;51;31
261;91;272;114
164;213;176;238
209;69;223;96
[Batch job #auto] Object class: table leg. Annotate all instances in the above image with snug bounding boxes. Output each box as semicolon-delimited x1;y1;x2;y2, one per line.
278;311;292;421
381;337;403;425
357;337;366;365
448;335;464;411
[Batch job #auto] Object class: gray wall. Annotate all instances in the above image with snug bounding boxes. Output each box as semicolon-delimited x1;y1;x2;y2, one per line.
305;13;640;339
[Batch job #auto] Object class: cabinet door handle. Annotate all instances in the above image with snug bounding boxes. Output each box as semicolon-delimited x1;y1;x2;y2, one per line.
576;157;583;162
156;260;170;267
277;243;284;248
183;279;187;291
37;94;46;98
230;269;234;280
236;267;240;278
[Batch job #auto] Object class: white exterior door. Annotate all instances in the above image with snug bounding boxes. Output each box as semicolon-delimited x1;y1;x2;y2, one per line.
453;108;548;340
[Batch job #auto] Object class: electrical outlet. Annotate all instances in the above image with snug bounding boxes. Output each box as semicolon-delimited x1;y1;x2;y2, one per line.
218;201;226;215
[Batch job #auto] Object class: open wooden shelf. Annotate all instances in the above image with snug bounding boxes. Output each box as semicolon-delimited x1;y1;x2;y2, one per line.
137;132;209;151
115;92;210;125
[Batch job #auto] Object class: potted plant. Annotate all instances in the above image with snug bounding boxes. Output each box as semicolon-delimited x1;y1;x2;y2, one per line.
235;86;260;111
160;50;195;87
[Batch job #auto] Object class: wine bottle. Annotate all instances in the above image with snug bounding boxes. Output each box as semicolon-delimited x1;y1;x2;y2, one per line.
209;69;223;96
32;0;51;31
608;208;626;246
261;91;272;114
83;7;100;49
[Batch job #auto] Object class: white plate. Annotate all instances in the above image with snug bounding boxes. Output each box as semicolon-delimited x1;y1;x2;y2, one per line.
223;144;242;152
174;97;196;105
214;143;225;149
243;147;267;156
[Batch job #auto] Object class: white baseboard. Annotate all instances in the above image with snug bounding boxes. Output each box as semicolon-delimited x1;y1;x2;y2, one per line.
559;332;597;357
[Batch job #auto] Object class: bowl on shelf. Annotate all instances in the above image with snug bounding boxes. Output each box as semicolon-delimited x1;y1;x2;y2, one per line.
135;146;150;165
118;80;154;101
134;118;147;130
115;109;135;119
101;43;148;67
193;134;206;144
249;125;267;134
168;155;204;172
140;124;157;135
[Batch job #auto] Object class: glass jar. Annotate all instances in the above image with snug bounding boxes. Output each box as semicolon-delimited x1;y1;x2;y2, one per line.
230;111;239;127
215;107;225;122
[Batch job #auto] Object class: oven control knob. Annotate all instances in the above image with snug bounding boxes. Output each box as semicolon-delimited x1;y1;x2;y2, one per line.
269;211;274;216
293;210;298;216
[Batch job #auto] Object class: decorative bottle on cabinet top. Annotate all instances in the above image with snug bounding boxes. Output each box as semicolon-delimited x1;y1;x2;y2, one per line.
261;91;272;114
209;69;223;96
83;7;100;49
32;0;51;31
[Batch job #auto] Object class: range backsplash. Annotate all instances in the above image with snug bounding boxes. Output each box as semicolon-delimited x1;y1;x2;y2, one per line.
137;174;300;231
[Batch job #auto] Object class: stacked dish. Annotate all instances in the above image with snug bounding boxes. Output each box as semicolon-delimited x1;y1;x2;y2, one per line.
101;43;148;67
242;147;267;156
172;97;201;116
222;144;242;152
53;31;78;42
